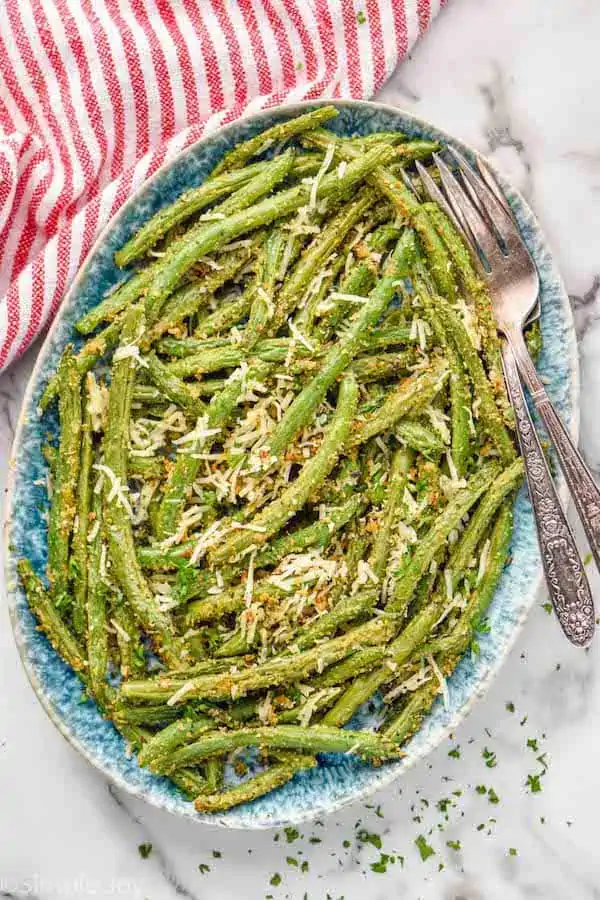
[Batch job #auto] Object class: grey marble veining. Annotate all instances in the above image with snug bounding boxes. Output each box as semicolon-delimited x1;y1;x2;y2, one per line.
1;0;600;897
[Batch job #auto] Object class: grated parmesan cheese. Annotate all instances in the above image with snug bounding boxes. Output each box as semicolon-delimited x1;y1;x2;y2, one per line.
93;464;133;517
309;143;335;209
428;654;449;709
477;538;491;584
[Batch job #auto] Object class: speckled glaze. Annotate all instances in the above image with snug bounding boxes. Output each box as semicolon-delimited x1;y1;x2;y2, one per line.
3;100;577;829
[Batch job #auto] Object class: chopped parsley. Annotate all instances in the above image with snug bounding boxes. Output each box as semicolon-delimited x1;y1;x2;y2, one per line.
527;737;539;752
487;787;500;805
415;835;435;861
357;829;382;850
356;10;367;24
270;873;282;887
482;747;497;768
371;853;392;873
138;843;152;859
198;863;210;875
506;701;515;713
284;826;300;843
446;840;461;851
286;856;298;867
509;847;518;856
448;745;461;759
526;773;543;793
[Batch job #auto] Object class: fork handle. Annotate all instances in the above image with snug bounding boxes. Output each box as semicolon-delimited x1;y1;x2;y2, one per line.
501;341;594;647
507;325;600;574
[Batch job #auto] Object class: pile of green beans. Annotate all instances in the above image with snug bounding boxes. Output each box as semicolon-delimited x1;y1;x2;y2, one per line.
22;106;530;814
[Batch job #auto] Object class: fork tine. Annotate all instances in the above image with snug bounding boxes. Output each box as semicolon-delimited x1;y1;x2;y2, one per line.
414;161;465;237
399;168;421;200
474;155;513;218
447;147;522;254
432;152;503;266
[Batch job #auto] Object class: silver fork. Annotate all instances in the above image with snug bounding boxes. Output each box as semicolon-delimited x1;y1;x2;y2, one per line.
417;151;596;647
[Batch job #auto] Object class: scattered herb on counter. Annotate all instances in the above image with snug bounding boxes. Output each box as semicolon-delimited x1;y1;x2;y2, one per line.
138;843;152;859
414;835;435;862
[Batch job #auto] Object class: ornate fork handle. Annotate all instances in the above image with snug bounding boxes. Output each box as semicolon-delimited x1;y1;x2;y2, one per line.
507;325;600;573
502;341;595;647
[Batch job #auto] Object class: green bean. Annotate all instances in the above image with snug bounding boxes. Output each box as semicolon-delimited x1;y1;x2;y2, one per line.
242;227;288;348
210;374;358;565
266;232;417;461
186;581;286;628
131;382;214;405
115;161;269;268
396;420;445;456
156;360;271;541
18;559;86;673
426;202;508;411
103;307;179;665
427;500;514;658
348;357;449;448
145;148;303;321
71;376;94;636
267;188;377;336
138;715;216;773
204;757;225;793
164;723;401;772
160;613;394;704
144;145;394;320
313;646;386;688
112;702;182;727
86;483;109;698
387;460;500;615
443;458;523;589
424;290;516;464
110;593;147;679
391;140;441;164
370;447;413;580
194;290;254;339
321;599;444;727
47;348;82;612
143;248;254;347
383;679;440;744
384;502;514;743
116;154;326;269
194;753;317;812
420;297;472;475
38;317;124;410
144;352;206;417
209;106;338;177
180;495;364;608
120;659;244;704
76;272;150;335
216;148;296;218
322;460;513;727
345;132;406;149
303;129;455;299
352;351;416;383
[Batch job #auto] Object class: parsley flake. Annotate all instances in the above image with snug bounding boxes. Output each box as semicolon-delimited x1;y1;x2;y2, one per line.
415;835;435;861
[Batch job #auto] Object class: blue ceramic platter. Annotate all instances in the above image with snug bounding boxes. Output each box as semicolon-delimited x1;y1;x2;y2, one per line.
3;100;578;828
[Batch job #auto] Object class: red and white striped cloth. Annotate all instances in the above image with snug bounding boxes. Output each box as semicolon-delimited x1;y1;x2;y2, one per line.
0;0;445;372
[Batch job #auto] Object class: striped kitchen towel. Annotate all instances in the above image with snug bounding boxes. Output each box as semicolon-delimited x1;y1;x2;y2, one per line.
0;0;445;371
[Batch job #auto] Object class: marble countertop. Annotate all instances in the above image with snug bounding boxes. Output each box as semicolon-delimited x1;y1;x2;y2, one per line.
2;0;600;897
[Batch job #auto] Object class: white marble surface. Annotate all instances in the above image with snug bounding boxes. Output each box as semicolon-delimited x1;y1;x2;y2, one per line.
2;0;600;897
